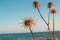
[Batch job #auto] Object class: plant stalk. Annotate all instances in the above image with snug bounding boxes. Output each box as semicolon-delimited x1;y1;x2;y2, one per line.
37;7;51;32
29;27;36;40
48;8;51;32
53;14;55;40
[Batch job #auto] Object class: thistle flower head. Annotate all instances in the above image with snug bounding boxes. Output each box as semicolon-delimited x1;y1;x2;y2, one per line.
33;1;40;8
48;2;53;8
51;9;56;14
23;17;35;28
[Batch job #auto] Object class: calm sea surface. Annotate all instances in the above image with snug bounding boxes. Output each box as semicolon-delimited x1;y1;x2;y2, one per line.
0;31;60;40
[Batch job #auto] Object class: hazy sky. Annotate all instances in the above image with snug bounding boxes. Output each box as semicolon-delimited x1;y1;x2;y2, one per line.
0;0;60;33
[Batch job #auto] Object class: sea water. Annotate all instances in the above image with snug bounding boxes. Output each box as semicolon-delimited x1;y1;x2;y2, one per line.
0;31;60;40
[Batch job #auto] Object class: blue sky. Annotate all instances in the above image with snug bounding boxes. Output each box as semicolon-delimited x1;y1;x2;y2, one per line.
0;0;60;33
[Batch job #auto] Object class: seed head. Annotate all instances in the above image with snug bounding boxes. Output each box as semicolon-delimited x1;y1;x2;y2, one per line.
51;9;56;14
33;1;40;8
23;18;35;28
48;2;53;8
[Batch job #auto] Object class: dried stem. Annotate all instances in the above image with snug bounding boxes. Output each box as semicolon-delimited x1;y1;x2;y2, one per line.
36;7;51;32
36;7;53;40
48;8;51;32
29;27;37;40
48;8;52;40
53;14;54;34
37;7;48;26
51;14;55;40
53;14;55;40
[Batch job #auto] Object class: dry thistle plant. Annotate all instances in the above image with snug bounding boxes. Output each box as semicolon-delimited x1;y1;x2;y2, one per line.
33;1;48;26
48;2;53;32
33;0;57;40
51;9;56;40
51;9;56;33
21;17;37;40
